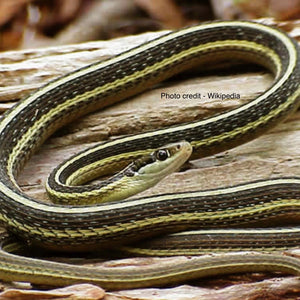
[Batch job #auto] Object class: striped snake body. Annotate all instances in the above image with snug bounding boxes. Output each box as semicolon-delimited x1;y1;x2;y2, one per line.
0;21;299;289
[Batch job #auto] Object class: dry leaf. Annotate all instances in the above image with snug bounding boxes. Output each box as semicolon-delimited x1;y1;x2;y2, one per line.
135;0;186;28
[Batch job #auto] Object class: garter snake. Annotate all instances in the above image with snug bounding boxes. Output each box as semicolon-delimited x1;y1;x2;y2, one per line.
0;20;299;290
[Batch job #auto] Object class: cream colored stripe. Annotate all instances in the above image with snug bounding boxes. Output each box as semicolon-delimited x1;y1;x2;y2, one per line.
172;227;300;236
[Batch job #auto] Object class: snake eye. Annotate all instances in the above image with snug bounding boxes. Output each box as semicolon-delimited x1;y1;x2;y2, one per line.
155;149;169;161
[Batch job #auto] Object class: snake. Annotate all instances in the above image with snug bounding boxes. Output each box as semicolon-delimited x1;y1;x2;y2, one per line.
0;20;299;290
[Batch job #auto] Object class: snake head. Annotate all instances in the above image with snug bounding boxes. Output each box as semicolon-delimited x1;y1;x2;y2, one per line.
123;141;192;190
